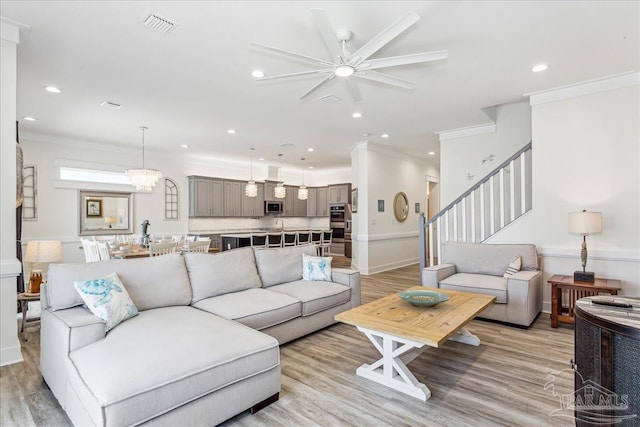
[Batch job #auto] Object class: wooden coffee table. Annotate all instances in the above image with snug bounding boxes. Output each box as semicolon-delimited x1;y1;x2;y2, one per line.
335;286;495;401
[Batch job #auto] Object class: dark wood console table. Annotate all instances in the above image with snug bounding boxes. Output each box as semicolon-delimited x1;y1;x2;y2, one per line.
548;275;621;328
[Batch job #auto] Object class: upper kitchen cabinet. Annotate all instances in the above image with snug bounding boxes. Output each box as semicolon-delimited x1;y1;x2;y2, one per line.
283;186;296;217
294;190;307;217
224;181;243;216
316;187;329;217
189;176;224;217
306;188;317;217
241;182;264;217
329;184;351;204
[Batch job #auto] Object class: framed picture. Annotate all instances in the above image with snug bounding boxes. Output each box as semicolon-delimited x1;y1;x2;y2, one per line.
86;199;102;217
351;188;358;213
378;200;385;212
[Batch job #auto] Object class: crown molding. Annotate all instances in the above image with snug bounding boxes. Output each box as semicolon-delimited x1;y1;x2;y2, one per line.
527;72;640;106
436;123;496;141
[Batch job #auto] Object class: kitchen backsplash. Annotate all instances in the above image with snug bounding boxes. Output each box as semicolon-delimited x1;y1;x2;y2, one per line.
188;216;330;232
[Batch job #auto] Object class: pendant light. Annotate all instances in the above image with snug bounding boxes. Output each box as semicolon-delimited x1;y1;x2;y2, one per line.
274;153;286;199
125;126;162;192
298;160;308;200
245;148;258;197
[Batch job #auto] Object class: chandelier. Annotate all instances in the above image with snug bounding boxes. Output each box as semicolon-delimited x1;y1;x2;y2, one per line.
274;182;286;199
245;148;258;197
298;184;308;200
126;126;161;192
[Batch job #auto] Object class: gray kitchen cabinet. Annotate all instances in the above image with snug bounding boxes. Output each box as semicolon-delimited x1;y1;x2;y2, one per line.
329;184;350;204
316;187;329;216
306;188;317;217
264;182;277;201
241;182;264;217
283;186;295;217
294;189;307;217
189;177;224;217
224;181;243;216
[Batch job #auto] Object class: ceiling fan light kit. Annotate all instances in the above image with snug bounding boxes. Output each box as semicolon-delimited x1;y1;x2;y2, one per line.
251;9;448;101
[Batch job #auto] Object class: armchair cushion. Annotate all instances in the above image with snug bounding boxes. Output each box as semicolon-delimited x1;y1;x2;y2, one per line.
439;273;508;304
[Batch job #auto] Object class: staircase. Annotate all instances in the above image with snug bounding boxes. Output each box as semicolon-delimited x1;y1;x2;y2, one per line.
419;142;533;269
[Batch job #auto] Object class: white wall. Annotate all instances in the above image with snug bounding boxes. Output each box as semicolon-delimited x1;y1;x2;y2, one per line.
439;101;532;205
488;74;640;307
351;142;434;274
0;20;23;366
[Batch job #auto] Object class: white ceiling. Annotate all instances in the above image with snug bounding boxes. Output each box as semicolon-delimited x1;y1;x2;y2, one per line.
3;1;639;171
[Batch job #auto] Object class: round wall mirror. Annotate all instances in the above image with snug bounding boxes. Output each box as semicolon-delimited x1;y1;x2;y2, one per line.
393;192;409;222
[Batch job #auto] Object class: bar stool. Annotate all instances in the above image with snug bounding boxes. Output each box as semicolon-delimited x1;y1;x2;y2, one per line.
267;232;283;248
251;234;267;248
297;231;311;246
318;229;333;256
283;231;297;247
311;230;323;254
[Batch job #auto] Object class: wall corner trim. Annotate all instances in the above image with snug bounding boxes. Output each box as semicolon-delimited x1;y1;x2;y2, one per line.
0;258;22;278
527;72;640;106
0;345;24;367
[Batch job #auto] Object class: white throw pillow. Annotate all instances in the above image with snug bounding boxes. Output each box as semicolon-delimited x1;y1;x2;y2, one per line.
302;253;333;282
503;255;522;278
74;272;139;331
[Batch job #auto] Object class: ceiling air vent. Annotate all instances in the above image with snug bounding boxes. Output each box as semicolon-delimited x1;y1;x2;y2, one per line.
143;13;177;34
100;101;123;110
319;94;342;104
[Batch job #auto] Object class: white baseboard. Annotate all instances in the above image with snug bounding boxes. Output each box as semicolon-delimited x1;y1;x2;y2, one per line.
0;345;24;367
358;258;419;275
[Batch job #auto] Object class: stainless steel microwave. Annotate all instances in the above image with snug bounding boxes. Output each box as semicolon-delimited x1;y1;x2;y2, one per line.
265;201;283;214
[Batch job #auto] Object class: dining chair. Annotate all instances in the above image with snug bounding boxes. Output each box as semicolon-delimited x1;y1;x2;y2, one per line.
185;235;197;242
251;234;267;248
93;235;115;242
185;239;210;253
80;238;101;263
171;235;185;243
196;236;210;241
149;242;178;257
283;231;297;247
124;235;141;245
95;240;112;261
266;233;283;248
297;231;311;246
318;229;333;256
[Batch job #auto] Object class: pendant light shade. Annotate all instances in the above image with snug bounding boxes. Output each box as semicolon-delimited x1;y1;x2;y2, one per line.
298;184;308;200
274;182;286;199
126;126;161;192
245;148;258;197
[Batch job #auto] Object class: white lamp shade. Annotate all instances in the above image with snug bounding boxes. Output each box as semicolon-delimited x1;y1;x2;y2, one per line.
568;211;602;235
25;241;63;263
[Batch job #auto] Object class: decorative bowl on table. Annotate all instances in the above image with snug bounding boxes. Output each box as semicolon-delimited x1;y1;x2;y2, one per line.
398;290;449;307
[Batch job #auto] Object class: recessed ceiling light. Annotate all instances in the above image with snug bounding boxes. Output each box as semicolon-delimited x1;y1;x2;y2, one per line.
532;64;548;73
180;144;189;149
227;129;236;134
352;112;362;118
428;151;436;156
362;133;371;137
381;133;390;138
334;65;355;77
307;148;314;152
23;116;37;121
44;86;61;93
258;157;264;161
251;70;265;78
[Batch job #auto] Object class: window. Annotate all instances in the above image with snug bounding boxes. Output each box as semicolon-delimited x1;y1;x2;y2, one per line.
164;178;179;220
22;165;37;220
59;166;130;185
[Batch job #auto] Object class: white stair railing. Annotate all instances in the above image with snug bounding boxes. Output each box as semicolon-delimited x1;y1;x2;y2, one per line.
419;142;533;272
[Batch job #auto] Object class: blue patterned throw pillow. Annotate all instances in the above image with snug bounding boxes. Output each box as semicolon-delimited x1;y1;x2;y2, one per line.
74;272;139;331
302;253;333;282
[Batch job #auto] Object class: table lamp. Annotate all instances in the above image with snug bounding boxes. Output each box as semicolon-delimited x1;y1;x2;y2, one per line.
105;216;117;228
24;240;63;293
568;210;602;282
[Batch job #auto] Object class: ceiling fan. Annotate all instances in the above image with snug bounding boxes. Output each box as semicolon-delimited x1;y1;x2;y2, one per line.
250;9;448;101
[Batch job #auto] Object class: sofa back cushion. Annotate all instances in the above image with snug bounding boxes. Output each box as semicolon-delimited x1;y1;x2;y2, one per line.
254;244;318;287
442;242;538;276
47;253;192;311
184;247;262;303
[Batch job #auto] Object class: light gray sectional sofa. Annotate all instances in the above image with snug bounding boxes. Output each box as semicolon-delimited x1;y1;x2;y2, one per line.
40;244;360;426
422;242;542;327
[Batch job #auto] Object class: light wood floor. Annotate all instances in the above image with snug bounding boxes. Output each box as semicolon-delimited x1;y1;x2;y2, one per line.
1;259;575;426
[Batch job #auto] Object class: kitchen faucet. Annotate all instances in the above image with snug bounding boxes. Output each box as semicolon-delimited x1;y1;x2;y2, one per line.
275;218;284;231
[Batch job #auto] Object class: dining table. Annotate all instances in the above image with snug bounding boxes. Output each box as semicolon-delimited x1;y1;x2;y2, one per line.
110;246;220;259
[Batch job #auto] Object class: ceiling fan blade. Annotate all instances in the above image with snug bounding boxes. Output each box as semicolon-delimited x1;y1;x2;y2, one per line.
362;50;448;70
250;42;334;67
349;12;420;66
300;74;336;100
311;9;344;63
344;78;362;102
355;70;415;90
256;69;333;81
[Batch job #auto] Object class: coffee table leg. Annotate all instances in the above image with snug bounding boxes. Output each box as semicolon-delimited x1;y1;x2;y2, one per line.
448;327;481;346
356;327;431;401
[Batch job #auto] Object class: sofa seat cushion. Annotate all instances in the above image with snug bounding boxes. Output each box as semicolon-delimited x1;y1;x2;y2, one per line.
193;288;302;330
439;273;507;304
269;280;351;316
68;306;279;427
